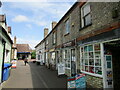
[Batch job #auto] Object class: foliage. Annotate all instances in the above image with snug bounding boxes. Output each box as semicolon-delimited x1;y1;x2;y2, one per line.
31;50;36;59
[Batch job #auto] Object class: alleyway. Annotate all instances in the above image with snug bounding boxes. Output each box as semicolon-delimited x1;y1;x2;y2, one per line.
2;60;67;89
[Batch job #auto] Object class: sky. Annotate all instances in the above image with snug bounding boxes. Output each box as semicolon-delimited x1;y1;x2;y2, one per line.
0;0;76;49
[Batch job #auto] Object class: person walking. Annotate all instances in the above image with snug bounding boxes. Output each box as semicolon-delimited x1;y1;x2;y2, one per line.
23;56;28;66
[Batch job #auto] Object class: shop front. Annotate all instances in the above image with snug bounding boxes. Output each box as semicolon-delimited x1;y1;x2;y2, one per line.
103;39;120;88
78;27;120;88
62;41;76;77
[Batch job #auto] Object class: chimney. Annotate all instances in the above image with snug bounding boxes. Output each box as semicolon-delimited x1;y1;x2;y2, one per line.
52;21;57;29
8;26;11;34
14;36;16;47
44;28;49;38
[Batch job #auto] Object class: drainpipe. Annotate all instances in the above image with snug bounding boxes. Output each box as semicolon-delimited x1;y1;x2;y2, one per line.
1;39;6;82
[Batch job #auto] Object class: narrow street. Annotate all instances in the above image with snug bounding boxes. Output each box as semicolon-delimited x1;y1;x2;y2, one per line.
2;60;67;89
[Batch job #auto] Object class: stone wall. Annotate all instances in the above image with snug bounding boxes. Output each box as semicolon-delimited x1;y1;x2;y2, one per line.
86;75;103;88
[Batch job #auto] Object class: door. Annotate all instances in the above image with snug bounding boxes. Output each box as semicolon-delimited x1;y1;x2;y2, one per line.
71;49;76;76
104;40;120;89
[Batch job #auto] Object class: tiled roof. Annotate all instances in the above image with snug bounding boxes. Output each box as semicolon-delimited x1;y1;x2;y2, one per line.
16;44;32;53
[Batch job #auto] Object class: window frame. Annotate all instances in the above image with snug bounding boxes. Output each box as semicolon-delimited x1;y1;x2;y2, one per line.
63;49;71;69
80;43;103;78
81;3;92;28
65;18;70;35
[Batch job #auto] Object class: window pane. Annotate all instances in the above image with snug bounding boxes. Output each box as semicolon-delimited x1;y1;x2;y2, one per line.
83;4;90;16
95;59;101;66
89;59;94;65
85;66;89;72
89;66;94;73
85;14;91;26
95;67;102;75
65;19;70;34
85;59;88;65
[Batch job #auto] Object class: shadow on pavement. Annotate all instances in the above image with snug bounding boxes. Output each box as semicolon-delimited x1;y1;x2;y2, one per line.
28;61;67;89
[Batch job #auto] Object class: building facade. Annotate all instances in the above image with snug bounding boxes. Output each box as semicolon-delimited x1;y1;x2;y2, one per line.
16;44;32;60
35;1;120;88
0;15;13;83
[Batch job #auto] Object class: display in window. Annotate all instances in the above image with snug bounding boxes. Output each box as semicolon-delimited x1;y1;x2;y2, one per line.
95;67;102;75
85;66;89;72
95;52;101;59
84;53;88;58
89;66;94;73
84;46;88;52
94;44;100;51
88;45;93;51
95;59;101;66
85;59;88;65
89;52;94;58
89;59;94;65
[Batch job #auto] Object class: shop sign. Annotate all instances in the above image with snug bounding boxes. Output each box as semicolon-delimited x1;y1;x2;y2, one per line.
67;74;86;89
58;63;65;75
63;41;75;48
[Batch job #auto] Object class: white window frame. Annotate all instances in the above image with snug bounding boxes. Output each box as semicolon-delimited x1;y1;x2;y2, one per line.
80;43;103;78
63;49;71;69
81;3;91;28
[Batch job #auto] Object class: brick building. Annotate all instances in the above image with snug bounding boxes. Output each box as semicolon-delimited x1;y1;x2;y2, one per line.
35;1;120;88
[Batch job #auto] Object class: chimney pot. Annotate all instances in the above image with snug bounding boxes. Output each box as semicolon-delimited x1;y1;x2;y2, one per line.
8;26;11;34
44;28;49;38
52;21;57;29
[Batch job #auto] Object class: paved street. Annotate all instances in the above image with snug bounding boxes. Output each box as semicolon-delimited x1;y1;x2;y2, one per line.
2;60;67;89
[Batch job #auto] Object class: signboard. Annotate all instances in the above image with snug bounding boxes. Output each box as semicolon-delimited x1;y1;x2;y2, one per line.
67;74;86;89
58;63;65;75
105;55;113;88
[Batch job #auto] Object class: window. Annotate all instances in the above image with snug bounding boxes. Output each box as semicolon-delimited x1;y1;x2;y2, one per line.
63;50;71;69
65;19;70;34
38;55;40;60
81;3;91;27
53;32;56;44
46;39;48;45
80;44;102;76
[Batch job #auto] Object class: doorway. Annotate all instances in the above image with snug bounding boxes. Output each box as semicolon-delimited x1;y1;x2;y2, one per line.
104;40;120;88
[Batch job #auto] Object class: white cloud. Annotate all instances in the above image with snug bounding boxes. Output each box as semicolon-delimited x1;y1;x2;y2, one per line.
26;24;32;29
12;15;29;22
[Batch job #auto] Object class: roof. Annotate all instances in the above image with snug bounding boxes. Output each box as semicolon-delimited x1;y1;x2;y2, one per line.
16;44;32;53
35;2;79;48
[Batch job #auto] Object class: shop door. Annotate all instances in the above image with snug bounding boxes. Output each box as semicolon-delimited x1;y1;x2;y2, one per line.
71;49;76;76
104;41;120;88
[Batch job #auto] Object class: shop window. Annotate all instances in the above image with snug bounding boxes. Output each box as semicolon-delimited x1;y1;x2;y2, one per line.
81;3;92;28
63;50;70;69
80;44;102;75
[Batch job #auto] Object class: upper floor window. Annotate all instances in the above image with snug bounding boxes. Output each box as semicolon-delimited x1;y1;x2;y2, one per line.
46;39;48;45
81;3;91;27
53;32;56;44
65;19;70;34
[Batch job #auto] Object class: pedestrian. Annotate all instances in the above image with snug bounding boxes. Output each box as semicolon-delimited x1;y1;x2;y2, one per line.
23;56;28;66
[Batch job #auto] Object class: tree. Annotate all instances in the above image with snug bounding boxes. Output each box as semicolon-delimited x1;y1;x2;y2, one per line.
31;50;36;59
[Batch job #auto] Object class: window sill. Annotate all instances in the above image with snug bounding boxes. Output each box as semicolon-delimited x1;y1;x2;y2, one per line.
81;70;103;78
64;33;70;36
79;23;92;31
